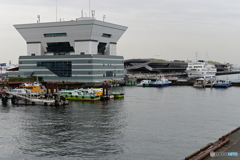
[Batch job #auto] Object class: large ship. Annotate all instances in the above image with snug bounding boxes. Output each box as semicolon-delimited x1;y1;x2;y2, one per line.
185;60;217;78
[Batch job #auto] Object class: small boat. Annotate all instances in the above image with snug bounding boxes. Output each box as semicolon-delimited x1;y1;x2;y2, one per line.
6;88;44;100
204;78;216;88
91;88;103;96
59;90;100;101
4;89;68;106
125;82;137;86
136;80;152;87
151;75;171;87
111;91;124;98
19;82;46;94
193;78;206;88
213;80;231;88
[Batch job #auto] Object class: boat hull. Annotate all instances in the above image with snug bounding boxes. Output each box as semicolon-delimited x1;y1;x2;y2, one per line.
111;92;124;98
213;84;230;88
125;82;137;86
151;83;171;87
136;83;152;87
63;95;100;101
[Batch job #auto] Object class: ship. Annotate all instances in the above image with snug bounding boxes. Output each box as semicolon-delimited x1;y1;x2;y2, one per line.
185;60;217;78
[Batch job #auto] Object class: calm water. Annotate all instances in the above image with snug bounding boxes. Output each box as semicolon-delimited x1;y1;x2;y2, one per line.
0;75;240;160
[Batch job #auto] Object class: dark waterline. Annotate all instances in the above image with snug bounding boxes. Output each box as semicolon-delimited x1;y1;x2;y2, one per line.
0;77;240;159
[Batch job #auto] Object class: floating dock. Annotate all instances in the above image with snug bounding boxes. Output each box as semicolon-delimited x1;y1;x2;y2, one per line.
184;126;240;160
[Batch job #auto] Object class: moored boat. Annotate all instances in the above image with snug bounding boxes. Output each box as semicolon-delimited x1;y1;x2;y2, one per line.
151;75;171;87
213;80;231;88
125;82;137;86
204;78;216;88
19;82;46;94
185;60;217;79
111;91;124;98
193;78;206;88
136;80;152;87
59;90;100;101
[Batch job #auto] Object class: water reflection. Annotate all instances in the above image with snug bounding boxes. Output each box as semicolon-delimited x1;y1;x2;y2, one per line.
17;100;126;159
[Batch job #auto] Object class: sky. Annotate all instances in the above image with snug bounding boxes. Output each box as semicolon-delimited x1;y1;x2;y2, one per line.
1;0;240;66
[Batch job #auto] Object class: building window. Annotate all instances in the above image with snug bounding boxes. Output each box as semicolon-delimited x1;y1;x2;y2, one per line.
106;71;113;77
46;42;74;53
102;33;111;38
98;42;107;54
44;33;67;37
31;54;35;56
37;61;72;77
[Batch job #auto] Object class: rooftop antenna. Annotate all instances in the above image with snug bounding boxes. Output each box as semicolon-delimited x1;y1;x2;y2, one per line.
103;15;106;21
56;0;58;21
91;10;95;18
89;0;90;17
37;15;40;23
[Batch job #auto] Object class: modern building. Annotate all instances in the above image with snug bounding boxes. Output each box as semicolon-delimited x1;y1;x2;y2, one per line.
11;17;127;82
124;59;188;74
124;59;233;74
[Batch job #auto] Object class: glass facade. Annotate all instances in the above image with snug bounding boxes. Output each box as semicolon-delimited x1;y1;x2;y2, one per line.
46;42;74;53
106;71;113;77
37;61;72;77
98;42;107;54
44;33;67;37
102;33;111;38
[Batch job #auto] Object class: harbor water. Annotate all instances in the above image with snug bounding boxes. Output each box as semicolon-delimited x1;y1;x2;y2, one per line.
1;74;240;160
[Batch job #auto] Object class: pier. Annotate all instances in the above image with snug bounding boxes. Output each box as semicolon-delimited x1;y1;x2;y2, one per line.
184;127;240;160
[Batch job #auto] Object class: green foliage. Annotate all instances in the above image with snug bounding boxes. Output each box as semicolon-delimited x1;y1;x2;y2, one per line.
207;61;221;64
147;58;166;62
8;76;44;82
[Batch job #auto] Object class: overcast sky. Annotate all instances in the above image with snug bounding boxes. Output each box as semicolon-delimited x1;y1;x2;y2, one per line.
1;0;240;66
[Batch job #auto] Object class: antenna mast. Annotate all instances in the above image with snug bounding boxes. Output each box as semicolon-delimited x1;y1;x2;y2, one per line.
89;0;90;17
196;51;198;62
56;0;58;21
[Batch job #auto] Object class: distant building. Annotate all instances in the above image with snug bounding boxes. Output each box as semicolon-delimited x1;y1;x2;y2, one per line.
124;59;233;74
124;59;188;74
10;17;128;82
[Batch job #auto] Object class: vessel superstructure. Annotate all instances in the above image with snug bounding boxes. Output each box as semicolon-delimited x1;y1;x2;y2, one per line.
185;60;217;78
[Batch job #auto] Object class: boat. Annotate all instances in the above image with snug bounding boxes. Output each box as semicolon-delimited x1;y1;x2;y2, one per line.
111;91;124;98
185;60;217;78
204;78;216;88
193;78;206;88
4;89;68;106
213;80;231;88
7;88;41;98
151;75;171;87
19;82;46;94
59;90;100;101
125;82;137;86
91;88;103;96
136;80;152;87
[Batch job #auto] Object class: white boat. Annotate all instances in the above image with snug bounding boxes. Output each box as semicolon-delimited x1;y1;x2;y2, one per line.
136;80;152;87
213;80;231;88
193;78;206;88
151;75;171;87
186;60;217;78
7;88;43;98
